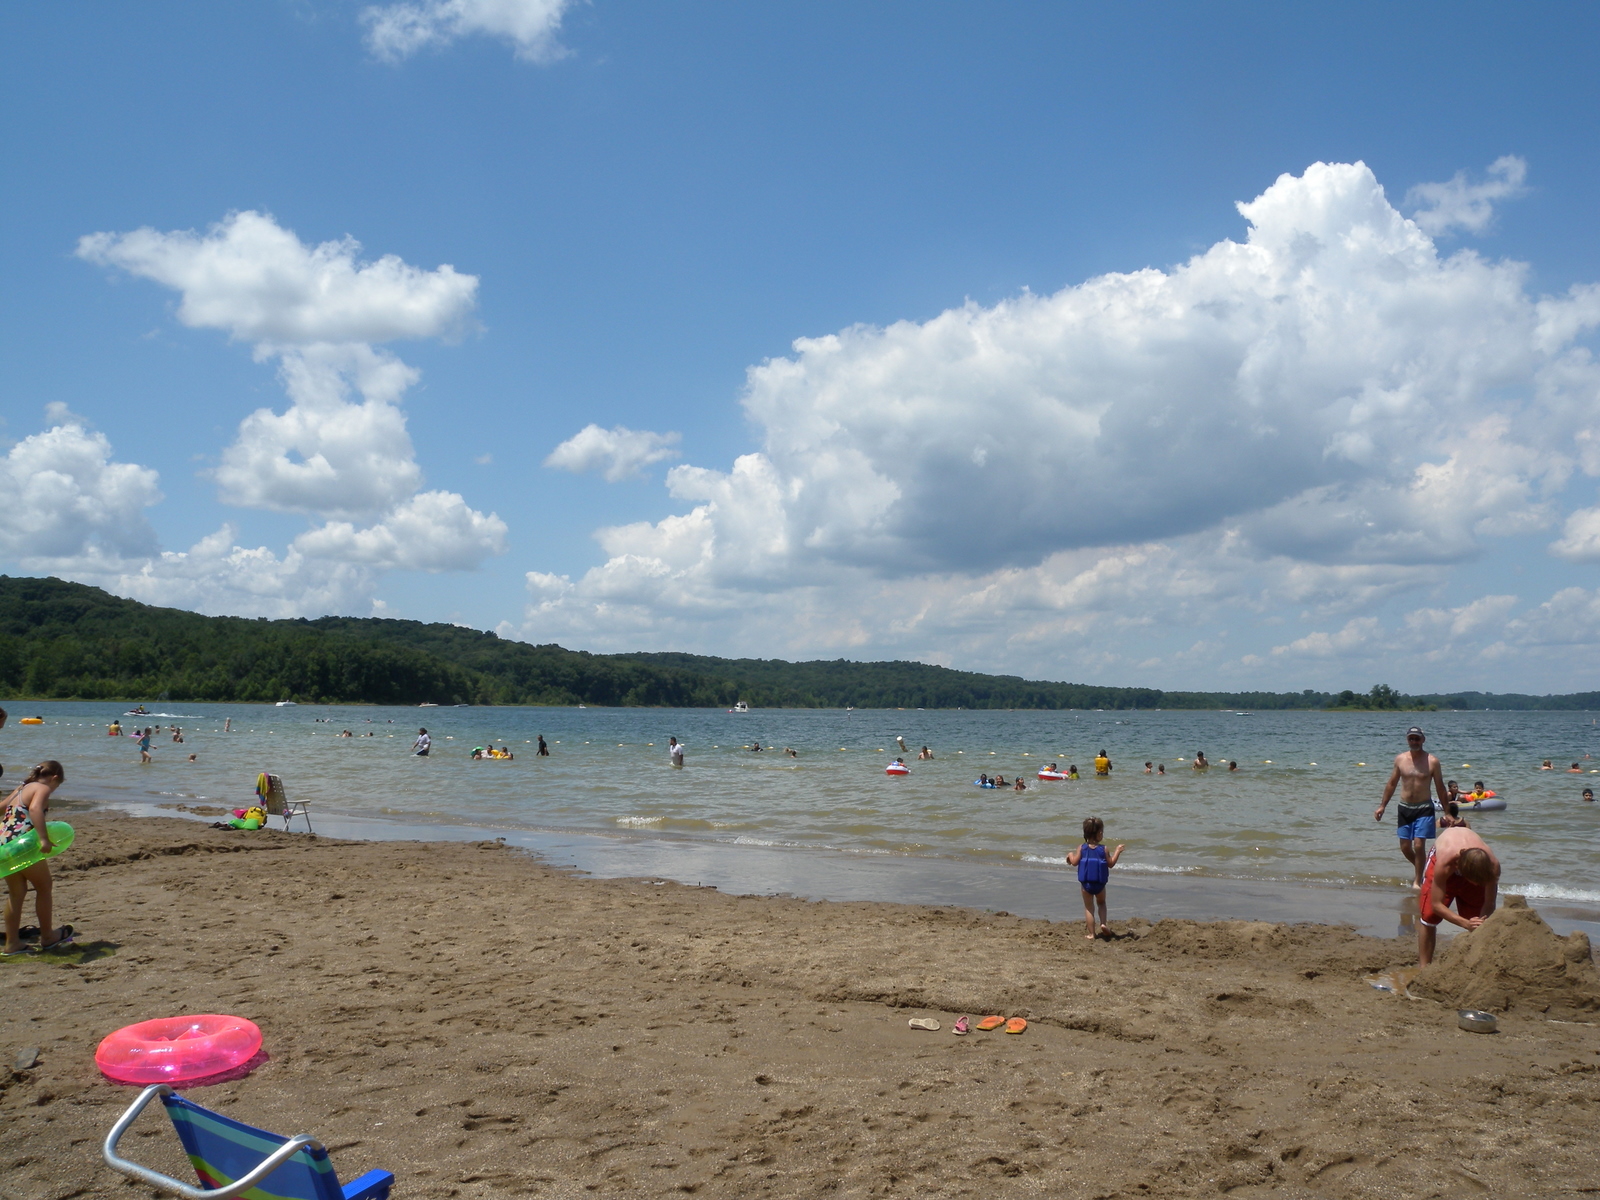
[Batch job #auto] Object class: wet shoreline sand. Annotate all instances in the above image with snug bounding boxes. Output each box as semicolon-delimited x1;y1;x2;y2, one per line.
3;816;1599;1198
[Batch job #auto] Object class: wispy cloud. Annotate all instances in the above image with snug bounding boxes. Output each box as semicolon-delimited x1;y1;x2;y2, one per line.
1406;155;1528;235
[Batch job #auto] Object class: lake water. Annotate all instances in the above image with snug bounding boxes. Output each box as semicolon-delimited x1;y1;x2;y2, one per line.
10;701;1600;931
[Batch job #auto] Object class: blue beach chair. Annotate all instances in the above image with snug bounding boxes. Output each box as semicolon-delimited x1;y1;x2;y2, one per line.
103;1084;393;1200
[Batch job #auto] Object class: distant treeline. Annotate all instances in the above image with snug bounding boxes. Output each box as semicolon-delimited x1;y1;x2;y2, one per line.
1;576;1595;711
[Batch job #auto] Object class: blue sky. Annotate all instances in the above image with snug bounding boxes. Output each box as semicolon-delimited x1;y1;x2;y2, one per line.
4;2;1600;691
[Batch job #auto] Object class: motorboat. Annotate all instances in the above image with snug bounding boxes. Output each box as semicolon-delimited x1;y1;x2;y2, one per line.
275;700;298;707
730;701;750;713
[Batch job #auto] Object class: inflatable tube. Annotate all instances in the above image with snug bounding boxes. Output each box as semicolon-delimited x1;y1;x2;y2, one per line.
885;765;910;775
0;822;75;879
1037;770;1067;781
1457;798;1507;812
96;1014;263;1085
19;717;43;725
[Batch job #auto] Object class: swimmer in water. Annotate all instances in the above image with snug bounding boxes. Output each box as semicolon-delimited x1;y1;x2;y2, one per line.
1541;759;1554;770
1228;761;1238;772
978;773;992;787
1192;751;1209;770
1157;764;1165;775
1570;762;1583;773
1013;776;1026;792
918;745;932;760
1583;788;1594;802
1094;750;1111;776
1143;762;1152;774
1068;765;1080;780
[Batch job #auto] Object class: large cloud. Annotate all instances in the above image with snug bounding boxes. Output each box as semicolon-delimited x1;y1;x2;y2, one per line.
214;344;424;518
0;409;162;565
54;213;506;615
77;210;476;345
363;0;572;63
519;161;1600;687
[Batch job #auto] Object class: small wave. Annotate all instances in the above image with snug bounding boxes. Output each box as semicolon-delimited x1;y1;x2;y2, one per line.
615;815;664;827
1508;882;1600;906
1020;855;1196;875
726;834;805;848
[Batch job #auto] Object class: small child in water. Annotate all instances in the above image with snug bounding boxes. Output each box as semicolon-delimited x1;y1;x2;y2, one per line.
1066;816;1125;940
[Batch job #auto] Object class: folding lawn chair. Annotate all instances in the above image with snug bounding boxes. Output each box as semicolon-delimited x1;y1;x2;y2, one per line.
103;1083;393;1200
258;772;313;833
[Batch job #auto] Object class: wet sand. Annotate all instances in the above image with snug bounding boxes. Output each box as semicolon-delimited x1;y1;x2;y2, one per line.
3;816;1599;1199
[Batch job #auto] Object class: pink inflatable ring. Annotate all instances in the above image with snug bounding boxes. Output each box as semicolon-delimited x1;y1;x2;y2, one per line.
95;1014;262;1085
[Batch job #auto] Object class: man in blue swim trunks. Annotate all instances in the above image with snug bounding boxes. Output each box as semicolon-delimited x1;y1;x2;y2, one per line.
1375;726;1450;890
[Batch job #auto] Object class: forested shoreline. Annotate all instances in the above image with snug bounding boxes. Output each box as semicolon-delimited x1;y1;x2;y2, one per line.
1;577;1594;711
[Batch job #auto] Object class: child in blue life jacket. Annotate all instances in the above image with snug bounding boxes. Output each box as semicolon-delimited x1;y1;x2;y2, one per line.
1066;816;1126;941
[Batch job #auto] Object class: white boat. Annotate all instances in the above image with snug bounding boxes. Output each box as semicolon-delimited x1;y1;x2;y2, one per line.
418;702;438;707
275;701;297;707
730;701;750;713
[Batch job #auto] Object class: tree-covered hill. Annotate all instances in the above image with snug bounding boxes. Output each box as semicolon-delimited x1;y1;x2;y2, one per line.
0;576;1594;710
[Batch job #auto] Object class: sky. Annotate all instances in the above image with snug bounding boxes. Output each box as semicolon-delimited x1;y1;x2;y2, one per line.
3;2;1600;693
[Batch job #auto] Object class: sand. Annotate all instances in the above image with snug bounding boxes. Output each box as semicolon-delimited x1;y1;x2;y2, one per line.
2;816;1599;1199
1411;895;1600;1018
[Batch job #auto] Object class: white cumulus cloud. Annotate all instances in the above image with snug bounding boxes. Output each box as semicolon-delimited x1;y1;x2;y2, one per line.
544;424;682;482
1550;506;1600;563
214;344;424;518
293;490;508;571
77;210;477;345
517;161;1600;688
62;213;506;615
1406;155;1529;236
0;413;162;565
364;0;572;63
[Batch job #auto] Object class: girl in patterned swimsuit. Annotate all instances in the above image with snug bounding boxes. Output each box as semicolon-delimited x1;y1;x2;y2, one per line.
3;761;71;955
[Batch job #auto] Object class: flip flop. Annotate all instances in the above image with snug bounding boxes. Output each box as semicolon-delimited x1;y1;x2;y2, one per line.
975;1015;1005;1032
38;927;75;952
908;1018;941;1031
0;946;34;958
1004;1017;1028;1035
952;1017;970;1035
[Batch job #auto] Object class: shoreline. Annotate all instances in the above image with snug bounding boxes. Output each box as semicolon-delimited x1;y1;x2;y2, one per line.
76;796;1600;942
3;815;1597;1199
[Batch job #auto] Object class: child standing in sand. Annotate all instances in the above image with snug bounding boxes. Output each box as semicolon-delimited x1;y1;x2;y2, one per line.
1066;816;1125;940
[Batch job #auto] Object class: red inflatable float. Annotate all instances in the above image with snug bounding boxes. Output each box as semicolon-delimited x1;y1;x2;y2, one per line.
95;1014;262;1085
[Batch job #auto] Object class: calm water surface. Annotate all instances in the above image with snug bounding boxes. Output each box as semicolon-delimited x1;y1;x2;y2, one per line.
11;702;1599;908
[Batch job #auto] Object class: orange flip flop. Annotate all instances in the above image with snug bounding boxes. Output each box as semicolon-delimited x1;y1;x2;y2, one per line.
975;1015;1005;1032
1004;1017;1028;1035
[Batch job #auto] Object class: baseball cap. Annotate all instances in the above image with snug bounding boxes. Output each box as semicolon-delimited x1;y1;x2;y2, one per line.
1406;726;1425;739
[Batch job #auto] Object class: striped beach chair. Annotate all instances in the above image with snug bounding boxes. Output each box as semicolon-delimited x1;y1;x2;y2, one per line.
103;1084;393;1200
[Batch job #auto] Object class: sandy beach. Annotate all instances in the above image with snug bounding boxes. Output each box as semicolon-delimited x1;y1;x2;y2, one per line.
3;816;1599;1199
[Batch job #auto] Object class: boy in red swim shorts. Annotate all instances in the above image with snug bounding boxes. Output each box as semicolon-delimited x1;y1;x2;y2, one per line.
1418;824;1500;967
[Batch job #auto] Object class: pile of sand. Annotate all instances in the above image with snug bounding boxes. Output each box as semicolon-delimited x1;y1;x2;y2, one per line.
1411;894;1600;1018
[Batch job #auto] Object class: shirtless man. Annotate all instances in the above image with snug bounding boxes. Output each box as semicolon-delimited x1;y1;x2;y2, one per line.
1375;726;1450;889
1418;823;1500;966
